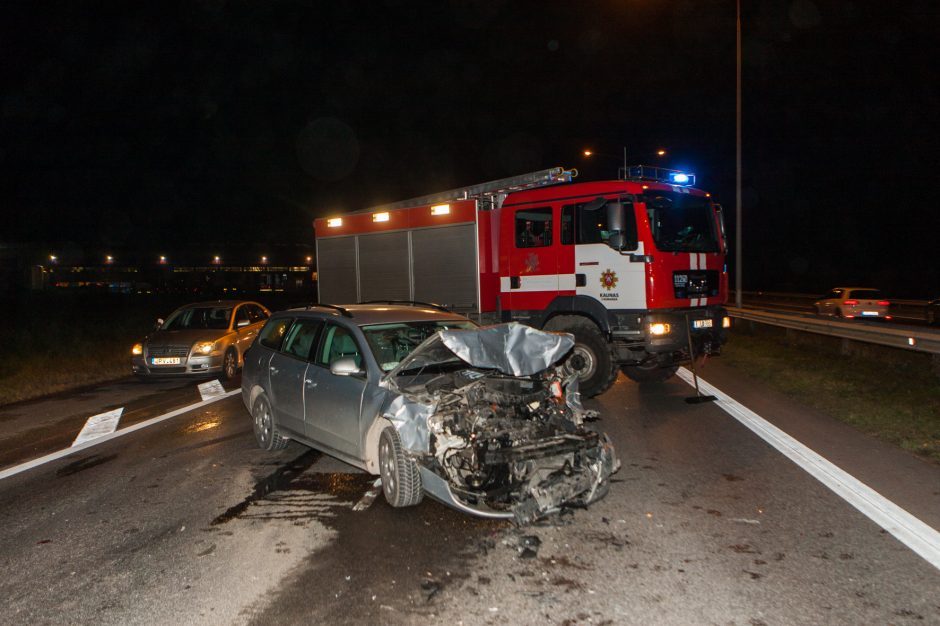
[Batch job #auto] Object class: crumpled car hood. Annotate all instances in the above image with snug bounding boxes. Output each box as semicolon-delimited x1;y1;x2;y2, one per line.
386;322;574;380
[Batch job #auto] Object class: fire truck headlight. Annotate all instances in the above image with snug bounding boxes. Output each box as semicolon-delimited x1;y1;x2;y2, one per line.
649;322;671;336
722;316;732;329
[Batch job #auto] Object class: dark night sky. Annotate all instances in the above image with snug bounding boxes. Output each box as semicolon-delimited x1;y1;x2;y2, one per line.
2;1;938;295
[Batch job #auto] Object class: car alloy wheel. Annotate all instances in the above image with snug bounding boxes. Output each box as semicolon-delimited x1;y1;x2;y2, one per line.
254;398;272;448
224;350;237;379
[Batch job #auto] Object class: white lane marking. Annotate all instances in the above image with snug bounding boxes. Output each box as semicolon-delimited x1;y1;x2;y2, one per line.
0;389;240;482
72;408;123;446
676;367;940;571
198;379;226;401
353;478;383;512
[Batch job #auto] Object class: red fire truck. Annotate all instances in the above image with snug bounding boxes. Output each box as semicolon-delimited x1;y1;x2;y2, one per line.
313;166;730;397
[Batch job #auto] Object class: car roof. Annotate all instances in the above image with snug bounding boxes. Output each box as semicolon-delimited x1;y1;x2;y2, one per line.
279;303;470;325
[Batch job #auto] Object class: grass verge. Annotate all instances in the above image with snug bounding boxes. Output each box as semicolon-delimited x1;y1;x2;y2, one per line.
720;324;940;463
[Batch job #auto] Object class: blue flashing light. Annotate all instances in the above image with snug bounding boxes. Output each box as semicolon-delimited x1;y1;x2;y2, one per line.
670;172;690;184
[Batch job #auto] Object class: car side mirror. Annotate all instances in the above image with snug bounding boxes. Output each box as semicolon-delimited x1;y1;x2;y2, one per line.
330;357;362;377
237;319;250;328
154;318;164;330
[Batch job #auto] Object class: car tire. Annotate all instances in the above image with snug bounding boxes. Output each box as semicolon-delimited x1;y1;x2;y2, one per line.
223;348;238;380
561;327;618;398
379;426;423;508
621;362;679;384
252;393;288;451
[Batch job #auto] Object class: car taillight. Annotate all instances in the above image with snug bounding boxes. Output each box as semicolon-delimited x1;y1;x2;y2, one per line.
844;299;859;306
878;300;890;306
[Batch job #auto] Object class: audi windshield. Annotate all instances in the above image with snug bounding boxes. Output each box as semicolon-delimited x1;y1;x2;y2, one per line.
643;190;719;253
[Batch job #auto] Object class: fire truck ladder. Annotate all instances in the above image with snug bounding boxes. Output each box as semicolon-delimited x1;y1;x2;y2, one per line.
366;166;577;213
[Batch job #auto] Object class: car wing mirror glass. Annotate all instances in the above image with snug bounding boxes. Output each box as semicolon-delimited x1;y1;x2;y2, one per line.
330;357;362;377
237;319;250;328
154;318;164;330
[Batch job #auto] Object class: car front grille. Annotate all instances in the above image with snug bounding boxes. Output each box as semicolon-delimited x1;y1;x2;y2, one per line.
148;345;190;357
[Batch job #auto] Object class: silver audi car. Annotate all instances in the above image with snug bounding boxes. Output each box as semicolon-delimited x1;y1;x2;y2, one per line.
240;303;617;523
132;300;270;379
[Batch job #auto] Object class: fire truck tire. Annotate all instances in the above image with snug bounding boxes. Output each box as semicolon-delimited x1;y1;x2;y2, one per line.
621;362;679;384
563;327;617;398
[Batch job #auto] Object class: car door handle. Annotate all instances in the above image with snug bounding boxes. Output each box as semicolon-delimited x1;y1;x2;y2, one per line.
305;379;317;387
269;366;278;374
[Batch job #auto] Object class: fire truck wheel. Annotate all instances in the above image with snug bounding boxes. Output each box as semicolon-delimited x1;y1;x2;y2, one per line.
563;327;617;398
621;362;679;384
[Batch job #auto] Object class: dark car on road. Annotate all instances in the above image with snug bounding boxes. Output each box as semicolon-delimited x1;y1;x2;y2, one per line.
132;300;270;379
240;303;617;523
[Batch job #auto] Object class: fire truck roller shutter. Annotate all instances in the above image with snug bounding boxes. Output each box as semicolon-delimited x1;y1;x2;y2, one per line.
359;231;411;301
412;224;478;311
317;236;358;304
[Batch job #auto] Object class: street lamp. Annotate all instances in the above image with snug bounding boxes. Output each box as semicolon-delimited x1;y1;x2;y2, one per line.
159;255;167;264
213;255;221;265
261;256;268;265
105;255;114;264
49;254;58;264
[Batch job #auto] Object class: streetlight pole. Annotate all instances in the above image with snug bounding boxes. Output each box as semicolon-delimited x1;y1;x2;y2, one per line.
735;0;743;308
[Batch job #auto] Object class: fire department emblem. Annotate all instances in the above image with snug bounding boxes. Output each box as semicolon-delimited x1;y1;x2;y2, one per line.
599;269;618;290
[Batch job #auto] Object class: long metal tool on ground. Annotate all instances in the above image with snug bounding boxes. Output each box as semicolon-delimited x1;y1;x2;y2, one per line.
684;313;716;404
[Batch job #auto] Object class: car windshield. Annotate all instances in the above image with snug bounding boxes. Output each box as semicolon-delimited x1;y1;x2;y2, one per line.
162;306;233;330
360;320;477;372
643;190;719;252
849;290;882;300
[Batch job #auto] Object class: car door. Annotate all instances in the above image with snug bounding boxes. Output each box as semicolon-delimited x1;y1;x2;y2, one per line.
502;205;560;313
268;319;323;437
821;289;842;315
306;322;367;457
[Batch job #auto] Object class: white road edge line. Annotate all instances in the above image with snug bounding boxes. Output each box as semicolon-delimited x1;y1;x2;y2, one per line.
676;367;940;571
0;388;241;482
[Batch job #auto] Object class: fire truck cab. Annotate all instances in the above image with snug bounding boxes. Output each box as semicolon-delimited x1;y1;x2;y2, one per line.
314;166;729;397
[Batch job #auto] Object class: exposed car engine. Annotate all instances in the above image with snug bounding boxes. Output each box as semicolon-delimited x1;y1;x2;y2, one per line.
405;366;618;524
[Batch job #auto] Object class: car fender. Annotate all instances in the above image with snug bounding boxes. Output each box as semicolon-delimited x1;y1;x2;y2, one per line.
363;417;394;474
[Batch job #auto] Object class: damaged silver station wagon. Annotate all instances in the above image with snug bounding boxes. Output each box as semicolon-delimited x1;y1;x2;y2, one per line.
241;303;618;523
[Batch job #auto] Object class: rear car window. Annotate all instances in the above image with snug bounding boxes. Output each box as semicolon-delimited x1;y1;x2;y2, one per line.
259;318;293;350
849;290;882;300
281;320;322;360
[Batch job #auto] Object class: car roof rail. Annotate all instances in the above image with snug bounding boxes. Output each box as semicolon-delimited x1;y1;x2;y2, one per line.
303;303;353;318
359;300;453;313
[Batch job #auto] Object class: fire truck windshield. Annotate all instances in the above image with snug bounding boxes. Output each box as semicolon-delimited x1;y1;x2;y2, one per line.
643;190;719;252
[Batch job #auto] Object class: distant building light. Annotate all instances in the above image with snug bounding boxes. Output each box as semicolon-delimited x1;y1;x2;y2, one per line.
213;256;221;264
372;212;390;223
430;204;451;216
49;254;57;263
305;256;312;263
327;218;343;228
105;255;114;263
261;256;268;264
159;255;167;264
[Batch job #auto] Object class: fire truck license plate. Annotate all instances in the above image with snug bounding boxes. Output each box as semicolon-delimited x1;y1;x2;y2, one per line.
152;357;181;365
692;319;713;329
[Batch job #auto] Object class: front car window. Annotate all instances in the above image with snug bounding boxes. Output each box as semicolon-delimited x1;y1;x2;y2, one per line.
162;306;233;330
318;324;363;369
360;320;477;372
643;190;719;252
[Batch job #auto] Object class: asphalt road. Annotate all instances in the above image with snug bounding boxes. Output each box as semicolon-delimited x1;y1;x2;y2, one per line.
1;366;938;625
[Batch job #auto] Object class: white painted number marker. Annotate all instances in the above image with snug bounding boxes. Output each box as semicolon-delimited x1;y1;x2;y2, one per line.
677;367;940;571
197;380;226;401
72;408;123;446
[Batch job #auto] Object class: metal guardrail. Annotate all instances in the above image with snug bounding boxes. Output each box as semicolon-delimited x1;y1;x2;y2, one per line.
734;291;930;321
728;307;940;356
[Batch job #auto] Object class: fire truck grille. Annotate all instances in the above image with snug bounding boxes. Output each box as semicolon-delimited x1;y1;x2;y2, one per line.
673;270;719;299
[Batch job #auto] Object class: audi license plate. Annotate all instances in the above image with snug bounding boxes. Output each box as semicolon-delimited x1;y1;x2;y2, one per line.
692;319;713;329
151;357;181;365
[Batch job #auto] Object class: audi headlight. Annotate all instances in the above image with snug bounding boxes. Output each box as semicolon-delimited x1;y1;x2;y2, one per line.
193;341;217;355
649;322;671;336
132;343;143;356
